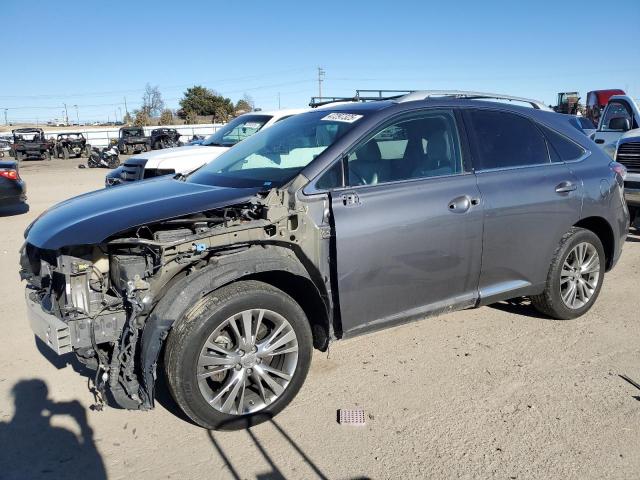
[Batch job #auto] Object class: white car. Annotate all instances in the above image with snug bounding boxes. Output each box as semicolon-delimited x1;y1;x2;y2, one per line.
106;109;308;186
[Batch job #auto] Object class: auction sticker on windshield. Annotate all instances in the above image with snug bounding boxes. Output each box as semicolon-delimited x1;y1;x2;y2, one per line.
321;113;363;123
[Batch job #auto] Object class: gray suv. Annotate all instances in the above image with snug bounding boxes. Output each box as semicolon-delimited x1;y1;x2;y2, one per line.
21;91;629;430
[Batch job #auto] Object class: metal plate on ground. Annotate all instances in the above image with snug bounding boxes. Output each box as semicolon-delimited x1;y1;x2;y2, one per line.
338;408;366;426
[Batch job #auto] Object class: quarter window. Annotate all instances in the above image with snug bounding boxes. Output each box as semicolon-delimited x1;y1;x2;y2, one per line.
467;110;550;170
539;125;585;162
346;111;463;186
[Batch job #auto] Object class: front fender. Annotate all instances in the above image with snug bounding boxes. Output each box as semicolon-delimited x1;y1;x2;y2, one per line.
138;245;315;407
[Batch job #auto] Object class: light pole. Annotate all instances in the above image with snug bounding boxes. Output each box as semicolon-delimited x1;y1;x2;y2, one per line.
73;104;79;125
63;103;69;125
3;109;7;126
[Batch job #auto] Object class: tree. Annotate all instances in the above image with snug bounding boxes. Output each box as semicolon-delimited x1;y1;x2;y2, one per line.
178;85;234;120
142;83;164;118
234;94;254;115
122;112;133;125
159;109;174;125
133;109;150;127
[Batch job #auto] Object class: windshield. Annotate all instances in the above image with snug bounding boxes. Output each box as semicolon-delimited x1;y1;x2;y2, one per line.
123;129;144;137
202;114;272;147
188;110;365;188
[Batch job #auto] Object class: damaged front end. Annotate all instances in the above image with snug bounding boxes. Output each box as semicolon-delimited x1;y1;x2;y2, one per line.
21;186;333;410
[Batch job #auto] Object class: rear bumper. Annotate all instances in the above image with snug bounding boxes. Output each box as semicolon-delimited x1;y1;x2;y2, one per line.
0;179;26;203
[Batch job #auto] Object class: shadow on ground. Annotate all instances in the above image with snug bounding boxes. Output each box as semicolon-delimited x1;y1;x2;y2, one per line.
488;298;546;319
208;418;371;480
0;202;29;217
0;378;106;480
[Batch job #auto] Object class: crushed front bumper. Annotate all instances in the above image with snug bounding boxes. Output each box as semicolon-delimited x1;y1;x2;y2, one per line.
25;289;127;356
25;289;72;354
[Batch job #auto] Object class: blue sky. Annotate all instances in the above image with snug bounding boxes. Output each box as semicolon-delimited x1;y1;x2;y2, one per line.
1;0;639;123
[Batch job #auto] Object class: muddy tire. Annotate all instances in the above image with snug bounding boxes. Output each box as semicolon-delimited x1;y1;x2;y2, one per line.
164;280;313;430
531;227;605;320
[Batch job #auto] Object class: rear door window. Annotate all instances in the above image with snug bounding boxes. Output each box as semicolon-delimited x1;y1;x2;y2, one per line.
466;110;550;170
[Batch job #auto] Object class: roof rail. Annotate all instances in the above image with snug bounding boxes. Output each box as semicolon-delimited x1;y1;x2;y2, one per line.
398;90;551;110
309;89;414;108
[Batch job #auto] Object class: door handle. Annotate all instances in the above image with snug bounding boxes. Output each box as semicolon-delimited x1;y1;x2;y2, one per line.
448;195;478;213
594;138;604;144
555;181;577;194
341;192;360;207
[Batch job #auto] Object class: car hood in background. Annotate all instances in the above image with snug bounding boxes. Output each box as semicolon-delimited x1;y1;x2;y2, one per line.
131;144;230;170
26;177;259;249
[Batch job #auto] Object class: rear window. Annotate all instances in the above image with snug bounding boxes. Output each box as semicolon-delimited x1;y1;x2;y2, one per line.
539;125;586;162
467;110;549;170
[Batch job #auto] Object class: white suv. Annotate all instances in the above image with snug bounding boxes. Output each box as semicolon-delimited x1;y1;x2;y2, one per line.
106;109;308;186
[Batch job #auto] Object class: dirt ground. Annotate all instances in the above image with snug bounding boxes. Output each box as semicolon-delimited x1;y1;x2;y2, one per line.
0;158;639;480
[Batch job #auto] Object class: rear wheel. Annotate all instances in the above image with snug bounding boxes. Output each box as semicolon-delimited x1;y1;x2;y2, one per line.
531;227;605;319
164;280;312;430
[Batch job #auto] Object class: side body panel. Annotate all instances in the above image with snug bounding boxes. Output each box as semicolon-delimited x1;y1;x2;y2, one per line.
331;173;483;335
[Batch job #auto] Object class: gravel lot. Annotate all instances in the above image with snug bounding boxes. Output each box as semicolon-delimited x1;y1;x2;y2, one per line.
0;158;639;480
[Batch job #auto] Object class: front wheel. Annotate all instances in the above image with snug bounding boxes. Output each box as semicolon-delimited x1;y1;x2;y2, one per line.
164;280;313;430
531;227;605;320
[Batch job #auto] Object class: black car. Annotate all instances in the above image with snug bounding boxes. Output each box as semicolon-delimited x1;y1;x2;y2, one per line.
0;160;26;204
150;128;181;150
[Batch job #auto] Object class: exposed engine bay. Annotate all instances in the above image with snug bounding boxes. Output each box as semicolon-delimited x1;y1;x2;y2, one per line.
20;186;333;410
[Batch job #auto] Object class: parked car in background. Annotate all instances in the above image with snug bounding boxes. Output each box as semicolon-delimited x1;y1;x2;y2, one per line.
105;109;307;186
117;127;151;154
150;128;181;150
0;160;26;204
0;135;12;157
22;91;628;430
592;95;640;158
566;115;596;138
11;128;53;161
585;89;625;126
53;133;90;159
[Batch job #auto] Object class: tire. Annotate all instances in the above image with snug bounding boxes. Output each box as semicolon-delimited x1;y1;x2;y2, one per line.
531;227;605;320
108;156;120;168
164;280;313;430
629;207;638;230
62;147;69;160
144;143;151;152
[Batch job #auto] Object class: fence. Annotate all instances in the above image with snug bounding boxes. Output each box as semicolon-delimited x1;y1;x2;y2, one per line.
40;123;225;148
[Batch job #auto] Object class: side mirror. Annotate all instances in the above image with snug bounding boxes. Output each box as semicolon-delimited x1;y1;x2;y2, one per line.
609;117;631;131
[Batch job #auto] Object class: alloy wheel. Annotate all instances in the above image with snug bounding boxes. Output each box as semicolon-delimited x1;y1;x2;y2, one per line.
196;309;299;415
559;242;600;309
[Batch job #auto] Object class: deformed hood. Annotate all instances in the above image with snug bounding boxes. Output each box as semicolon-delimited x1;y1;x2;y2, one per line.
26;177;259;250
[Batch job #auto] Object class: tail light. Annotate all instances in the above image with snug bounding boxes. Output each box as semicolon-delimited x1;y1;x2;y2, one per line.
0;169;19;180
610;161;627;180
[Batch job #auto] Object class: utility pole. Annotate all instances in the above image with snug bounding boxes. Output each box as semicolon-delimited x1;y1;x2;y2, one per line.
63;103;69;125
73;104;79;125
3;109;7;126
124;97;129;117
317;67;325;99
